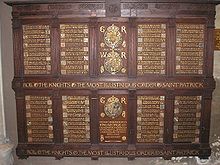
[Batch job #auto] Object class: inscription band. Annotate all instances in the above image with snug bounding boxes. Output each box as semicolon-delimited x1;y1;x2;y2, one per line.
21;81;204;89
25;149;200;157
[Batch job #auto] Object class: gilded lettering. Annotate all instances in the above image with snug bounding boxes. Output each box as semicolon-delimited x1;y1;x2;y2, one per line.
121;52;127;59
100;52;108;58
121;26;126;33
23;25;51;75
100;26;106;33
62;95;90;143
173;95;201;143
25;149;201;157
121;97;127;104
22;82;205;89
137;23;166;75
100;97;106;104
23;83;33;88
27;149;37;155
122;41;126;47
60;24;89;75
176;24;204;75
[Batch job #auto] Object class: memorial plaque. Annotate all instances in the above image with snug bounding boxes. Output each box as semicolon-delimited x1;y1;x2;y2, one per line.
173;96;201;143
99;95;127;142
137;24;166;75
23;25;51;75
99;24;128;75
60;24;89;75
62;96;90;143
25;95;53;143
176;24;204;74
9;0;217;160
137;96;165;143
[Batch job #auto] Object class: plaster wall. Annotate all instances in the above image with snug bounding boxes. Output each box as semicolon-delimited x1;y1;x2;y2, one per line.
0;1;16;147
0;1;6;143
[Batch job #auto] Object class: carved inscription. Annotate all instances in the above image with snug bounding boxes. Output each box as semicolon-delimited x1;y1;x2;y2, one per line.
62;96;90;143
137;96;165;143
173;96;202;143
25;148;200;157
137;24;166;75
23;25;51;75
60;24;89;75
99;24;127;75
22;81;205;89
99;95;127;142
176;24;204;74
25;95;53;143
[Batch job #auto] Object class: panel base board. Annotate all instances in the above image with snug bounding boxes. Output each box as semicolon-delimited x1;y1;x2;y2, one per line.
16;144;211;160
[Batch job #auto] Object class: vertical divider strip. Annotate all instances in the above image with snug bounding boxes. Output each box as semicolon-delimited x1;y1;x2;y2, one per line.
167;18;176;77
16;89;26;143
164;90;174;144
89;18;98;77
90;90;99;148
128;18;137;78
51;18;60;77
128;89;137;155
52;90;62;143
206;13;215;77
199;90;212;158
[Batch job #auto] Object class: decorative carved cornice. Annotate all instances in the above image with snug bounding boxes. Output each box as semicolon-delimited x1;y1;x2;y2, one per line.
79;3;104;10
106;0;121;17
5;0;220;6
122;3;148;10
155;4;180;10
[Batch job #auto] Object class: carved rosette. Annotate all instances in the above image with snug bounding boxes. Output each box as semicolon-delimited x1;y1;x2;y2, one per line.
104;24;122;49
104;95;123;119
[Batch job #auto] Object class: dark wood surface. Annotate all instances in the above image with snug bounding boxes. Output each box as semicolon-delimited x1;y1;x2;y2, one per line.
8;0;217;160
5;0;220;6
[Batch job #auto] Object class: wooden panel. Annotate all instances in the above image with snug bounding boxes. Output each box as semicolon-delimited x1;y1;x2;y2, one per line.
99;95;128;143
8;0;217;160
137;23;166;75
173;96;201;143
176;24;205;75
60;24;89;75
99;23;128;75
137;95;165;143
23;25;51;75
62;95;90;143
25;95;53;143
